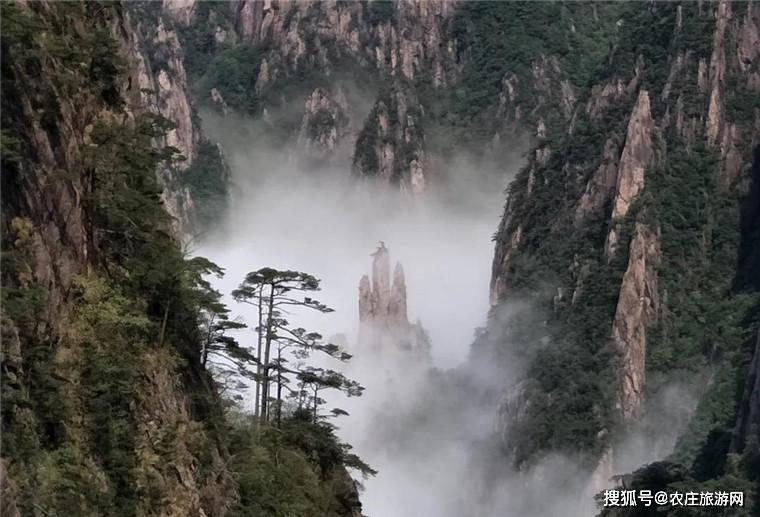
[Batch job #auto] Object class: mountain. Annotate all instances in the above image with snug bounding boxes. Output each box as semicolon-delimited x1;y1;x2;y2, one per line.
2;1;759;516
485;1;760;508
1;2;364;516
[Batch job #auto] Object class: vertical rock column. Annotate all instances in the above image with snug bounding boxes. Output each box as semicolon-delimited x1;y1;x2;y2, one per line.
359;244;409;334
357;243;427;360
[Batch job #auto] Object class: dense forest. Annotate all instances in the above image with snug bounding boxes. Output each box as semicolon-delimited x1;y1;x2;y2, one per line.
1;1;759;516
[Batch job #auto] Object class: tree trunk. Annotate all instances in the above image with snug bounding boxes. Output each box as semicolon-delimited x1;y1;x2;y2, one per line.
276;346;282;428
260;285;275;426
313;386;319;424
254;287;263;423
158;299;171;347
201;313;216;368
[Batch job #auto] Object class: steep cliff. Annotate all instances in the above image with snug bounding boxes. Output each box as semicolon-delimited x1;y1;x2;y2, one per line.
125;0;230;235
484;0;760;503
183;2;624;193
182;0;463;191
1;4;235;515
0;3;362;516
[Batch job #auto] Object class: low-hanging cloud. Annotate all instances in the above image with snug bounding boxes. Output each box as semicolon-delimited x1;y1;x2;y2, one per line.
193;103;693;517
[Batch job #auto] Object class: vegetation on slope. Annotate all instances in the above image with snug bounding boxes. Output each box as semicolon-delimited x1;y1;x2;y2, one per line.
1;3;368;516
476;1;760;511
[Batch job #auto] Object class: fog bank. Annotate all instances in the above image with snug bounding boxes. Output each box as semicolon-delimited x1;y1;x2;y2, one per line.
195;107;529;515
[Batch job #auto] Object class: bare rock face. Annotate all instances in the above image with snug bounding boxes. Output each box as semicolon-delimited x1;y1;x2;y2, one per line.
122;9;204;236
705;0;759;185
612;223;660;422
574;137;621;225
359;244;407;330
586;79;626;120
611;90;653;221
232;0;459;86
353;84;429;193
358;275;373;323
706;0;730;148
1;5;234;515
358;244;430;360
489;192;523;306
389;263;409;326
497;378;535;462
297;87;351;160
228;1;462;191
163;0;196;26
496;54;576;137
487;0;760;476
605;89;654;258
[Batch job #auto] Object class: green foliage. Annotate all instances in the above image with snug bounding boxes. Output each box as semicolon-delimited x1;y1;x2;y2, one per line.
443;1;623;140
86;114;176;270
363;0;394;26
353;84;424;182
232;267;362;427
140;1;233;85
598;452;758;516
642;144;759;494
74;275;152;514
183;139;230;232
194;43;266;114
0;2;126;107
36;444;110;517
227;409;370;517
1;9;237;512
646;148;753;374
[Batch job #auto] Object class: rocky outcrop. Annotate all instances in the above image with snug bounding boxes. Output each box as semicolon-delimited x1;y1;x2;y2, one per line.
586;79;627;120
497;378;535;463
163;0;196;26
604;90;654;258
359;243;408;332
489;211;522;306
123;6;208;235
612;223;660;422
574;137;621;224
353;85;428;193
496;54;577;137
298;87;351;160
358;244;430;360
218;1;465;191
706;0;730;148
487;2;760;473
232;0;459;87
705;0;760;184
135;351;234;517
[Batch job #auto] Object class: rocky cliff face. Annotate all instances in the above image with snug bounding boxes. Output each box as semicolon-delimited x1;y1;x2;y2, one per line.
603;90;655;259
125;1;229;235
612;223;660;422
485;0;760;490
297;86;351;160
352;83;428;193
187;0;467;191
231;0;459;87
0;3;233;515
